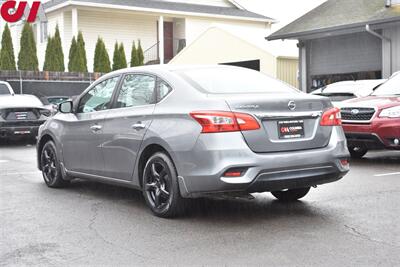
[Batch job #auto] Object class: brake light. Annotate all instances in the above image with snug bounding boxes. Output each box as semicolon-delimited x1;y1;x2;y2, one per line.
190;111;260;133
320;107;342;126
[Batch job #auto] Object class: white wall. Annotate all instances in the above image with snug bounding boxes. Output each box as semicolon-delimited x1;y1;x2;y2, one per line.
170;27;277;77
76;9;158;72
185;17;270;45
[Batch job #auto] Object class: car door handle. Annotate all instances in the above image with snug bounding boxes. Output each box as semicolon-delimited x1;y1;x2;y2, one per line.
131;122;146;130
90;125;103;132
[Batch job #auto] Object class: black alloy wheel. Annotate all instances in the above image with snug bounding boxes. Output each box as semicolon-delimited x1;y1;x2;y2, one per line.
41;141;69;188
142;152;187;218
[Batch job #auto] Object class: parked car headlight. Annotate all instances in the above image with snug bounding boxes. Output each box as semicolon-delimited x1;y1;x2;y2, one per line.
379;106;400;118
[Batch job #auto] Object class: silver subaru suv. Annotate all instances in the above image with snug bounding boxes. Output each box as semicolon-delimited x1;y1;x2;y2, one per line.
37;65;349;217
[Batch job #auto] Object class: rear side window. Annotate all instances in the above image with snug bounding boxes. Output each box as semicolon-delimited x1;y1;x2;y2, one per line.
0;84;10;95
176;67;298;94
158;81;172;101
116;74;156;108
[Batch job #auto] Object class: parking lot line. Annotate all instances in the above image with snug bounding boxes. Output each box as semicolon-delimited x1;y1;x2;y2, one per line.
374;172;400;177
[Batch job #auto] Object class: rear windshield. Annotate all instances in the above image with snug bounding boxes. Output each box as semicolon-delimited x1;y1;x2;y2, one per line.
176;67;298;94
0;84;10;95
372;73;400;96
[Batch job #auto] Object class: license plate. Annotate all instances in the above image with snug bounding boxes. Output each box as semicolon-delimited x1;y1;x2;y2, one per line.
278;120;305;139
14;130;31;135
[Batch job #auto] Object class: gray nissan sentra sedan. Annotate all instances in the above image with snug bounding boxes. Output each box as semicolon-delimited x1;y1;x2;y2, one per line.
37;65;350;217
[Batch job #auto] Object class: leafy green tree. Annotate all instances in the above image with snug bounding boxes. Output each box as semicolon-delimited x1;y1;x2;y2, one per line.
130;41;139;67
0;24;16;70
68;31;87;72
18;23;38;71
43;25;65;71
52;25;65;71
43;36;54;71
119;43;127;69
112;42;127;71
93;37;111;73
137;39;144;66
76;31;87;72
112;42;119;71
68;36;77;72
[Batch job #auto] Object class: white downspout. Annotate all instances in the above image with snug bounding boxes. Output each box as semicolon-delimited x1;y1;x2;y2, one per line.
365;24;392;76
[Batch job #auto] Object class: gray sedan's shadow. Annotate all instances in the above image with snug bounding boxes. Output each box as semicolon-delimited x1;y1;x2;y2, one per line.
63;179;324;221
351;151;400;165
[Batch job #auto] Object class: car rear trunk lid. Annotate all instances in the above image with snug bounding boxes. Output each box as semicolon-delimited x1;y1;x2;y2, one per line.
213;93;333;153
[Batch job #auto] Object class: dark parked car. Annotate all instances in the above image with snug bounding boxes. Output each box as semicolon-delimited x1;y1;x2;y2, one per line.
0;92;52;140
341;72;400;158
37;65;350;217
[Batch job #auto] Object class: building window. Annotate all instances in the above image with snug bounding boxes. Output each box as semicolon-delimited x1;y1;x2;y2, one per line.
40;21;48;43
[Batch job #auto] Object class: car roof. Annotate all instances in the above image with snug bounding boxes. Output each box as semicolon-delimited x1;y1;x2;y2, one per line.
0;94;44;109
312;79;386;95
99;64;243;80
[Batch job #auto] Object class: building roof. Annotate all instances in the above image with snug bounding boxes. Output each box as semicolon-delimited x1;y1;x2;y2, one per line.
43;0;274;22
267;0;400;40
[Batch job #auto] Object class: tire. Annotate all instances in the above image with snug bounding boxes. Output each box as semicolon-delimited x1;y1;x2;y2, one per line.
40;141;69;188
142;152;187;218
271;187;311;202
348;146;368;159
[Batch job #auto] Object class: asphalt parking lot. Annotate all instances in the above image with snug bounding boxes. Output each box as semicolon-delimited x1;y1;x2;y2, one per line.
1;141;399;266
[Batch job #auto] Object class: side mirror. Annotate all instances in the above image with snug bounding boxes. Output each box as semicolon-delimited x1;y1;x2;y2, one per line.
59;101;73;113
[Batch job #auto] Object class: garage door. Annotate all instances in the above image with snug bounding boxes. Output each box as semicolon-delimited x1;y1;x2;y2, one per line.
308;32;382;76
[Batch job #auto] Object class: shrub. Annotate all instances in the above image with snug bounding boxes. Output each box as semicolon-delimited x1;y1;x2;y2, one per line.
0;24;16;70
93;37;111;73
18;23;38;71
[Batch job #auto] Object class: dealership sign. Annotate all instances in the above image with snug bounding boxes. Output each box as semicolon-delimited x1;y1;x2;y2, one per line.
1;0;42;23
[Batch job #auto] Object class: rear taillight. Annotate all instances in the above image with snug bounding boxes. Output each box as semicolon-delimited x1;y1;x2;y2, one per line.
320;107;342;126
190;111;260;133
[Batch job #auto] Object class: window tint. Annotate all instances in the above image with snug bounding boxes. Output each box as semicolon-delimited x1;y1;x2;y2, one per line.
176;67;298;94
0;84;10;95
158;81;172;101
116;74;156;108
78;76;119;113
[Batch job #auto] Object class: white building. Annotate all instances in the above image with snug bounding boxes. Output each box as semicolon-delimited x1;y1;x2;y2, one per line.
3;0;275;72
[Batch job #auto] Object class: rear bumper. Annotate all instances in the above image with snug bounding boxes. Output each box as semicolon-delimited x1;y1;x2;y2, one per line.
0;120;45;139
343;118;400;150
176;126;349;197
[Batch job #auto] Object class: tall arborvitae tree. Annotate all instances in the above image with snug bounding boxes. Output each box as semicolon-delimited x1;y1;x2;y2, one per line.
68;36;77;72
137;39;144;66
18;23;38;71
93;37;111;73
68;31;87;72
130;41;139;67
52;25;65;71
0;24;16;70
76;31;87;72
112;42;120;71
43;36;54;71
119;43;127;69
